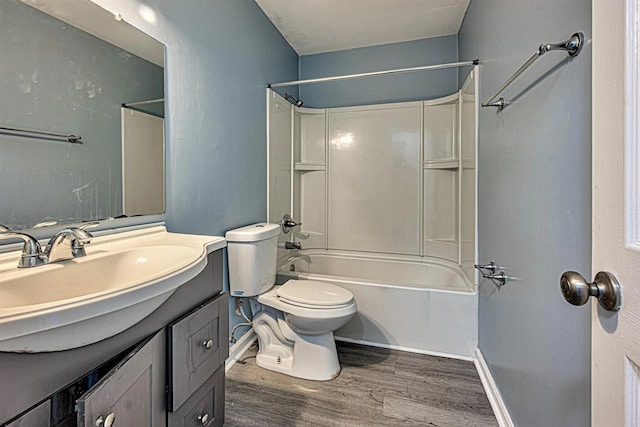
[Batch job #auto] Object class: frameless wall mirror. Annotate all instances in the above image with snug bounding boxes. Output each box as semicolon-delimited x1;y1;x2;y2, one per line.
0;0;165;230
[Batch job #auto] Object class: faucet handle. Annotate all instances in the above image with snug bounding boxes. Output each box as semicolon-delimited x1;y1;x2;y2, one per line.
33;220;58;228
0;225;45;267
72;222;99;247
78;221;100;230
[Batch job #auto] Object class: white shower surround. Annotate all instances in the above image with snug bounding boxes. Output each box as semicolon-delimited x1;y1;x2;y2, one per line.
277;250;478;358
267;67;479;359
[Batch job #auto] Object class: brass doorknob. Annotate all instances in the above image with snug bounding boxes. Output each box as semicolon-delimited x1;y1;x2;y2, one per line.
560;271;621;312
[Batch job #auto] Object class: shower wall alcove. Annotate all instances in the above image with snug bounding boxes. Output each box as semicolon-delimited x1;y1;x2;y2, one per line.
267;68;478;358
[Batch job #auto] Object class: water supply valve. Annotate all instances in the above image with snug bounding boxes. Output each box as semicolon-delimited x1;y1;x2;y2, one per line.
281;214;301;234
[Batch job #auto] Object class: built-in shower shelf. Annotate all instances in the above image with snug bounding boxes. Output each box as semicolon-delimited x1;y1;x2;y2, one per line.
423;159;459;169
294;162;326;171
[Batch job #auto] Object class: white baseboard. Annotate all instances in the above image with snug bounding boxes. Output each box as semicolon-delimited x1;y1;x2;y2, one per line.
226;329;257;372
335;336;474;362
474;348;514;427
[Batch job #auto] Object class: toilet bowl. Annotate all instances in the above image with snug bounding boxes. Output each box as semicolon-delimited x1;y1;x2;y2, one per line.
225;223;357;381
246;279;356;381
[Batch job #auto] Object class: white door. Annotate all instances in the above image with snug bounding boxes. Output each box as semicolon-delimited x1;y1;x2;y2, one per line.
592;1;640;425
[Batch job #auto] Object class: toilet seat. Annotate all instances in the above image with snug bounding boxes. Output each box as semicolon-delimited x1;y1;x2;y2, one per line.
257;282;356;320
276;279;354;309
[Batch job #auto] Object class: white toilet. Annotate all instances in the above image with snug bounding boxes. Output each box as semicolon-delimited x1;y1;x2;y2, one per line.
225;223;357;381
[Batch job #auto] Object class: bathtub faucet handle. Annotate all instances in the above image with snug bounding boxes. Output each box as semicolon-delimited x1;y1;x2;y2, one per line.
281;214;301;234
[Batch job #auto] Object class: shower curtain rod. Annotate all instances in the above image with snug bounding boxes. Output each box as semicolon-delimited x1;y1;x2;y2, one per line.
122;98;164;107
267;60;479;88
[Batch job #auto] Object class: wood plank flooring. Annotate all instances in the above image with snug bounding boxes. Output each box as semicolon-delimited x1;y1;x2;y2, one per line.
225;342;497;426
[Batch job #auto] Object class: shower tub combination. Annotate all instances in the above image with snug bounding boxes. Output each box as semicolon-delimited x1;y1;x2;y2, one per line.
277;249;477;359
268;68;480;360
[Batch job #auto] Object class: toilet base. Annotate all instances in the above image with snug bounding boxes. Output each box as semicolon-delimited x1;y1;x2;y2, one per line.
252;310;341;381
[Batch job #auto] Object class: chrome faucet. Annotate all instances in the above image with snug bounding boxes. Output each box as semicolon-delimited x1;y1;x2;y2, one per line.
44;222;99;263
0;224;46;268
0;221;99;268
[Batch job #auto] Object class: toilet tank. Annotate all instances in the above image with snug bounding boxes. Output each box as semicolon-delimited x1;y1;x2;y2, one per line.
225;223;281;297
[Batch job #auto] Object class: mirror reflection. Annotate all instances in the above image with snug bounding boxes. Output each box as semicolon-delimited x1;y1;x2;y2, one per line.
0;0;165;230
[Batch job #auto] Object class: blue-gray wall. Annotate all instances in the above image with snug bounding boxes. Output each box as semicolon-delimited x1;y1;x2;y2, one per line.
298;36;459;108
458;1;592;426
94;0;298;342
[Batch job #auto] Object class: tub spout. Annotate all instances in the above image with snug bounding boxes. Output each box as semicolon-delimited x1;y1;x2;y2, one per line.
285;241;302;250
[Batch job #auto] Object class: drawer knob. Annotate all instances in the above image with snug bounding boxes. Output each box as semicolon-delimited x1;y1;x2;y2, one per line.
95;412;116;427
197;413;209;425
202;339;214;349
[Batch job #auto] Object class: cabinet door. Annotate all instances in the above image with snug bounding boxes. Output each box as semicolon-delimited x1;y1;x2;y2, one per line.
77;329;165;427
6;400;50;427
167;293;229;412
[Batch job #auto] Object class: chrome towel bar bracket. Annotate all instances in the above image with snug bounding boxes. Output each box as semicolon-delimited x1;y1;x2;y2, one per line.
475;261;510;287
0;125;82;143
475;262;498;274
482;32;585;110
484;271;510;287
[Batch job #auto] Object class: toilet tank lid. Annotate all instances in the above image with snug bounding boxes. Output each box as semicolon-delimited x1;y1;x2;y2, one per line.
225;223;280;242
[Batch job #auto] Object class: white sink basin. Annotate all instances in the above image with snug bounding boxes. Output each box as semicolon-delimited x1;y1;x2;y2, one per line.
0;227;226;352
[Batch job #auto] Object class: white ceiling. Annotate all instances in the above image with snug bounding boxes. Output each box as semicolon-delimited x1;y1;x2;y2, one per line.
21;0;164;67
255;0;471;55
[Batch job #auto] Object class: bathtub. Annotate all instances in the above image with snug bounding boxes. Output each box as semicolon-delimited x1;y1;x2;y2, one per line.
277;250;478;359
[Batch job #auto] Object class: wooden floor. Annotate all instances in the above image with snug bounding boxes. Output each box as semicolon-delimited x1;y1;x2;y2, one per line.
225;342;498;426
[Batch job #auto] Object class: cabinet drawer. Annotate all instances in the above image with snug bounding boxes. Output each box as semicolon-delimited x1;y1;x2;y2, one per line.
168;366;224;427
168;293;229;411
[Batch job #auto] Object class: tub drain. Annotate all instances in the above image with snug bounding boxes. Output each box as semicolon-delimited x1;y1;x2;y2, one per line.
290;264;296;272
